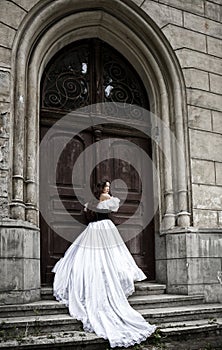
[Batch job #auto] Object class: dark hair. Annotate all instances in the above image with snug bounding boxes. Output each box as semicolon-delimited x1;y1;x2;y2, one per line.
84;180;112;223
94;179;112;200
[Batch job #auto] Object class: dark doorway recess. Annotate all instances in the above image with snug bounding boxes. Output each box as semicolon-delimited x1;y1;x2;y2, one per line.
40;38;155;285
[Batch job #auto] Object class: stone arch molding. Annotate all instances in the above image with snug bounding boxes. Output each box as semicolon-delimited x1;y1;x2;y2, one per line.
10;0;191;231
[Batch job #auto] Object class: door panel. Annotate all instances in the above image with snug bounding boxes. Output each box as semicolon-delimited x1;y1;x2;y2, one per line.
95;129;155;278
40;38;155;285
40;122;93;285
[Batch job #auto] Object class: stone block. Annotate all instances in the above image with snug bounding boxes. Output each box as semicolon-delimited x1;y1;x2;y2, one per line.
191;159;215;185
158;0;204;15
0;170;8;197
218;211;222;225
210;73;222;94
0;223;40;259
215;162;222;185
163;25;206;52
187;89;222;112
0;23;16;49
184;12;222;39
205;1;222;22
23;258;40;289
155;259;167;284
24;229;40;259
186;232;222;258
187;284;204;296
141;0;182;28
167;283;188;295
1;228;22;258
0;221;40;304
0;258;24;290
164;230;222;300
167;258;188;285
0;138;9;170
0;198;8;218
0;257;40;291
187;257;221;284
212;111;222;134
190;129;222;162
0;105;9;137
0;47;11;68
202;284;222;303
187;106;212;131
0;0;26;29
166;233;186;259
0;70;10;103
193;209;218;228
0;288;40;305
183;69;209;90
207;36;222;58
192;184;222;210
14;0;40;11
155;231;167;259
176;49;222;75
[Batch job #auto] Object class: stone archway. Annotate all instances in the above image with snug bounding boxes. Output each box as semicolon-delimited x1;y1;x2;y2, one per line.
9;0;191;303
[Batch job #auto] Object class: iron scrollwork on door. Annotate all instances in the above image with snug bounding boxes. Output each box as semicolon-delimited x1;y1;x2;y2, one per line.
41;42;90;110
41;39;149;119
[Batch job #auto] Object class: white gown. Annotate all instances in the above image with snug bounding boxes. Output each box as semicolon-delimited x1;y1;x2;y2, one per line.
52;197;156;348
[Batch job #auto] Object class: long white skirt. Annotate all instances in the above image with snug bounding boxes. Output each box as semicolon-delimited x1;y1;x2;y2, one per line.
52;219;156;348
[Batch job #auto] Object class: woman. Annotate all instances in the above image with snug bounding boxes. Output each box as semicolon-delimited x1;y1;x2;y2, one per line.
52;180;156;348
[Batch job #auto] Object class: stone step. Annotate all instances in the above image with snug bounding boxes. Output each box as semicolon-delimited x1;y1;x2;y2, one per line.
158;318;222;349
0;300;69;318
0;314;83;336
128;293;204;310
0;294;204;318
134;281;166;295
40;281;166;300
141;303;222;324
0;319;222;349
1;303;222;338
159;317;222;334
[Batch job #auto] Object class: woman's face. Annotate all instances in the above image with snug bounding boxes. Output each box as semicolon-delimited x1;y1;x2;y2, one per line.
103;182;110;194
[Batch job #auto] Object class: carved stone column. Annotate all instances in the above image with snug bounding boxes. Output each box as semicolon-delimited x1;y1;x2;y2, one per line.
10;93;26;220
25;68;38;225
174;96;191;228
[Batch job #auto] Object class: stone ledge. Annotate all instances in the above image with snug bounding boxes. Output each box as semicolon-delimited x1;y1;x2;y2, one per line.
0;219;39;230
160;227;222;235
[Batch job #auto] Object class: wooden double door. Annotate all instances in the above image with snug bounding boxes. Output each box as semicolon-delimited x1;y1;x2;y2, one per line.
40;39;155;285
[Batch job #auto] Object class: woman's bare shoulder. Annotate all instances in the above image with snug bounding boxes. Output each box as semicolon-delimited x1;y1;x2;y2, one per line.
100;193;111;201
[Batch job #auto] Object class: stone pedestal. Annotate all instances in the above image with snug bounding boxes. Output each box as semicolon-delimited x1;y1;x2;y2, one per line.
0;220;40;304
156;228;222;303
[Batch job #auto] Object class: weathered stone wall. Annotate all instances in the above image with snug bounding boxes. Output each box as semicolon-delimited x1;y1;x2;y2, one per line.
135;0;222;301
0;0;41;304
138;0;222;228
0;1;39;219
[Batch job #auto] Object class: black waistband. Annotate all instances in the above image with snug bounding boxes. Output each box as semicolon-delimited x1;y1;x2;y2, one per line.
95;212;110;221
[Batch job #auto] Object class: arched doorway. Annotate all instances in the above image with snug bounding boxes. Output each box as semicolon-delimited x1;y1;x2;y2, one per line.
40;38;155;285
9;0;191;303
